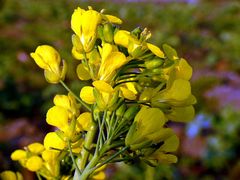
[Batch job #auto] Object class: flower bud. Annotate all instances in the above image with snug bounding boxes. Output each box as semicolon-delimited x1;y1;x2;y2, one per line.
144;58;164;69
26;156;43;172
103;23;114;43
0;171;23;180
123;105;139;122
116;104;127;118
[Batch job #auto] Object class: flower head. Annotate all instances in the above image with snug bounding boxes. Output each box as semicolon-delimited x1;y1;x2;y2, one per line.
30;45;67;83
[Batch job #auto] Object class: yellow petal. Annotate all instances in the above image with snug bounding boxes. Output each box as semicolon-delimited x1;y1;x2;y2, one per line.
100;43;113;63
71;7;85;36
60;60;68;80
72;47;84;60
80;86;95;104
167;105;195;122
46;106;69;131
146;128;174;143
76;63;91;80
147;43;165;58
93;80;113;93
159;134;179;152
104;14;122;24
114;30;130;48
140;88;155;101
77;112;92;131
30;45;61;72
28;142;44;154
175;58;192;80
44;69;61;84
81;10;101;52
11;150;27;161
126;107;167;146
44;132;66;150
26;156;43;172
42;150;59;162
92;171;106;180
99;52;127;81
151;151;178;164
0;171;21;180
53;95;70;109
160;79;191;101
125;82;138;94
120;87;136;100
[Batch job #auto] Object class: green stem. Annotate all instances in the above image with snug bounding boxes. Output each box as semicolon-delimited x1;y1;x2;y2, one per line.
60;80;91;111
68;140;81;177
92;146;129;172
80;146;129;180
79;123;97;170
95;111;106;153
36;172;42;180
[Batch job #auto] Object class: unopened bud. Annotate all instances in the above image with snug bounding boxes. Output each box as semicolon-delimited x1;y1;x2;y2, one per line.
97;25;104;41
103;24;114;43
108;90;119;109
116;104;127;118
123;105;140;121
145;58;164;69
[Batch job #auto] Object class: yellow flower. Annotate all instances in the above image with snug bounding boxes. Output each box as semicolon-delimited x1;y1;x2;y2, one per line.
152;79;191;106
128;36;147;58
114;30;130;48
53;93;79;118
71;7;101;53
26;156;43;172
11;150;27;161
126;106;167;150
146;134;179;164
76;63;91;80
94;81;120;110
163;58;192;81
42;150;59;162
27;142;45;154
76;112;92;131
46;106;69;132
0;171;23;180
80;86;96;104
80;81;119;110
42;150;60;177
44;132;66;150
98;43;128;82
119;86;136;100
30;45;67;84
174;58;193;80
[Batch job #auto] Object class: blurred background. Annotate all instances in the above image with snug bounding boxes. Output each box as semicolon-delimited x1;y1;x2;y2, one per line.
1;0;240;179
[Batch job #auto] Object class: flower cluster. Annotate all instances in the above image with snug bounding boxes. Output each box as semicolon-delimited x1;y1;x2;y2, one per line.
4;6;195;180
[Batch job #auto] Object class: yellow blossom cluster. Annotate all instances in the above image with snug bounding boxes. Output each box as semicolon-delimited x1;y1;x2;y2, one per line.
11;142;62;179
6;6;196;180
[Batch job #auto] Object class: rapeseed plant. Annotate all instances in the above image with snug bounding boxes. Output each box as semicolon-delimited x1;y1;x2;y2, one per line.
3;6;196;180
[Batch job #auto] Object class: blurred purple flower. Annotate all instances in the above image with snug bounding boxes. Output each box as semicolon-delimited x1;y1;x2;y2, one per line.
17;51;28;63
186;113;211;139
205;85;240;110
